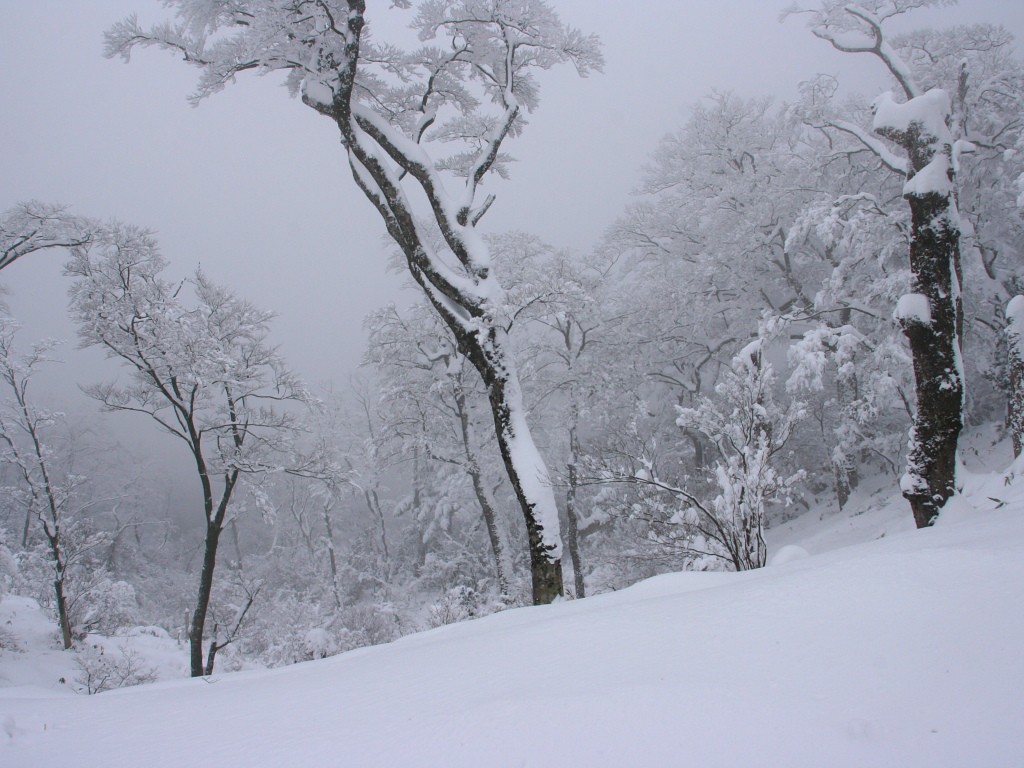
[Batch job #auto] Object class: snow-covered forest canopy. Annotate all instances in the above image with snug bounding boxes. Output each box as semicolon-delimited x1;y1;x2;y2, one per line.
2;1;1024;764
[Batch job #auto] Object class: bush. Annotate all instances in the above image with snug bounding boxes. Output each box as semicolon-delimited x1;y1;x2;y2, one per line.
73;643;158;694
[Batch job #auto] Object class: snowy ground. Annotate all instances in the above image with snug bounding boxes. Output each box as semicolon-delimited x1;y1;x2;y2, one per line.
2;462;1023;766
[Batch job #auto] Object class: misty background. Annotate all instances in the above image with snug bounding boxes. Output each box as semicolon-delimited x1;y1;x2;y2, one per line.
2;0;1022;513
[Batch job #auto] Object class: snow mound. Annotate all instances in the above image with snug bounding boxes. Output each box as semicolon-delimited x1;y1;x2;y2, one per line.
768;543;810;565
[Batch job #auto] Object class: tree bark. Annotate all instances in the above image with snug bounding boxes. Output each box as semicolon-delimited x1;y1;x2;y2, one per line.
899;187;963;527
53;572;73;650
876;109;963;528
321;499;343;611
189;519;222;677
188;467;237;677
565;412;586;599
833;309;860;511
1006;296;1024;458
475;341;563;605
323;3;563;604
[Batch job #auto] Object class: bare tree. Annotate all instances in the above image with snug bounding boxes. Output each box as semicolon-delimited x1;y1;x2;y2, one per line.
0;315;76;647
106;0;603;604
66;223;308;676
0;315;123;649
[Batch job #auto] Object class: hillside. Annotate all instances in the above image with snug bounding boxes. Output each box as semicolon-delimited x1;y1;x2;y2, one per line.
2;463;1022;767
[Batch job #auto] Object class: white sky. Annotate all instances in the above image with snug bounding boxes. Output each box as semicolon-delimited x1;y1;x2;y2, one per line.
0;0;1022;448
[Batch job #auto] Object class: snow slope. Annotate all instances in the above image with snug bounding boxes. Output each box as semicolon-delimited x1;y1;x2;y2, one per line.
2;479;1023;767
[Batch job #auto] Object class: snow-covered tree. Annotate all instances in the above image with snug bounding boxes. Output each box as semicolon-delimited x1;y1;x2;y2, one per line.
791;0;974;527
0;201;92;272
106;0;602;605
0;314;77;648
492;234;631;597
66;223;308;676
365;302;515;601
674;340;805;570
0;312;135;649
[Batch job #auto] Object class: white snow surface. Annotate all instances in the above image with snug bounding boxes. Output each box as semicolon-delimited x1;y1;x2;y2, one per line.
895;292;931;325
3;470;1024;766
872;88;951;142
872;89;955;199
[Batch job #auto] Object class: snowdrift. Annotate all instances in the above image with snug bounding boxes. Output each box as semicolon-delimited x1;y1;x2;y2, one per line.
2;490;1022;767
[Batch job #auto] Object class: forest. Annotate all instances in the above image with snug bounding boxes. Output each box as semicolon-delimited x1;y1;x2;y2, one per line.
1;1;1023;746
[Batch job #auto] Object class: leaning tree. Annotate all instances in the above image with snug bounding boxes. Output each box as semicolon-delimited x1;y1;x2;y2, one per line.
106;0;602;603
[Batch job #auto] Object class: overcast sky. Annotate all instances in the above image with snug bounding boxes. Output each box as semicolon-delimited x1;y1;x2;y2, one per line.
2;0;1022;401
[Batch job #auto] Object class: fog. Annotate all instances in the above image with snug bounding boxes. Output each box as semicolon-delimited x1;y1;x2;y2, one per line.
1;0;1022;510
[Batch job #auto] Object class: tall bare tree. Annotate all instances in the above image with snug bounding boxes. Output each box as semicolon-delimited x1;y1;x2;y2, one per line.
67;223;307;675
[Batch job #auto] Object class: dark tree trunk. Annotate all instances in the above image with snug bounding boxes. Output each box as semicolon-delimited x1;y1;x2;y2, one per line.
877;113;963;529
1006;297;1024;458
833;458;856;511
189;519;222;677
432;301;564;605
54;572;73;650
204;635;220;677
899;187;963;528
324;12;563;604
321;501;343;610
188;467;237;677
40;525;73;649
469;467;511;599
833;307;860;511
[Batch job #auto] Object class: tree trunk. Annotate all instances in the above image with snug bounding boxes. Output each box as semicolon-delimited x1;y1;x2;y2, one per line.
877;106;964;529
565;413;586;599
53;572;73;650
833;308;860;511
1006;296;1024;458
327;31;563;603
417;293;564;605
204;634;221;677
469;467;512;599
899;184;963;528
189;519;222;677
466;328;563;604
321;500;343;611
363;487;390;570
833;457;856;511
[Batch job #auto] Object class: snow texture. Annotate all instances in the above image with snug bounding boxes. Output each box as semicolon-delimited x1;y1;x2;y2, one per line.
894;292;931;325
3;466;1023;767
503;372;562;559
872;89;951;143
873;89;955;198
